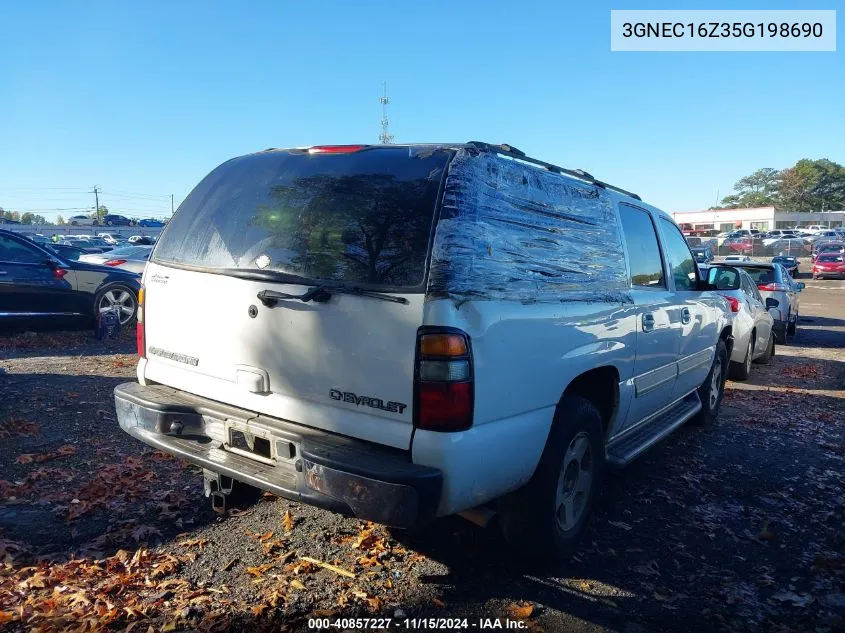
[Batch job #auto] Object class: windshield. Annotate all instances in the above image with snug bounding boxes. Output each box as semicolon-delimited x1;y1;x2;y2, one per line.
153;147;450;289
739;266;782;284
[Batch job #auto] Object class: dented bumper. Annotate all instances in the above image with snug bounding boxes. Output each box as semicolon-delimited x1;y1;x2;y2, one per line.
114;382;442;529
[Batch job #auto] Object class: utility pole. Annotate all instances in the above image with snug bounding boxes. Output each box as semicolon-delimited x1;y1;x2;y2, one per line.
171;194;174;217
91;186;100;223
378;82;394;144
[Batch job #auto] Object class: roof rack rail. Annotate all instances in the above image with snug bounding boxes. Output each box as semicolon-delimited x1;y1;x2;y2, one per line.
465;141;641;201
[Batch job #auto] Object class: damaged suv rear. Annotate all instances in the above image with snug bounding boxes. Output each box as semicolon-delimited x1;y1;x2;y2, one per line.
115;142;731;558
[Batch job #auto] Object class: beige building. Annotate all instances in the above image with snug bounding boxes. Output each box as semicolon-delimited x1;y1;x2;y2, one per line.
671;207;845;232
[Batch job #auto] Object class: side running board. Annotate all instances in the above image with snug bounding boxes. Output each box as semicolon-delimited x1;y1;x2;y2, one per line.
606;393;701;467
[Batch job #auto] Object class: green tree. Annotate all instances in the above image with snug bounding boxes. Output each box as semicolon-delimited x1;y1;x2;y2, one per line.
714;168;780;209
56;215;66;225
20;212;35;224
779;159;845;212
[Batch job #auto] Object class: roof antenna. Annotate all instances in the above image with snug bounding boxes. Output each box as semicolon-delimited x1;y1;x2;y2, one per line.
378;82;394;144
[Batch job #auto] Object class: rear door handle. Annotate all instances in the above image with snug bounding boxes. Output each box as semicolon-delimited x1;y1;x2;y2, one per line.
642;313;655;332
681;308;692;324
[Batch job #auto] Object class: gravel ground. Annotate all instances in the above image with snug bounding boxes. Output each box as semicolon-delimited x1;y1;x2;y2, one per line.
0;281;843;633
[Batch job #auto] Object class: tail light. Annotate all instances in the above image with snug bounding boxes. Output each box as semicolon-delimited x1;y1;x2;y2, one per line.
720;295;741;313
414;328;473;432
52;268;68;279
136;286;145;358
104;259;126;267
307;145;366;154
757;283;788;291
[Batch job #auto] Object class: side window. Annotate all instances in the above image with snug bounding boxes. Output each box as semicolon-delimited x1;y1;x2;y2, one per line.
0;235;46;264
659;218;698;291
618;205;665;288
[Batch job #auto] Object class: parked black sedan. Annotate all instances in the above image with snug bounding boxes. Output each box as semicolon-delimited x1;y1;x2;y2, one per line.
0;229;141;327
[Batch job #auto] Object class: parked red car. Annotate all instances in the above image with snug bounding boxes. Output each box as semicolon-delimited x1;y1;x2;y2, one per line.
812;253;845;279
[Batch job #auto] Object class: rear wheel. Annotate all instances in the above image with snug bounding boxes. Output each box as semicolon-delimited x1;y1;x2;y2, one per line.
787;314;797;336
498;396;604;561
754;332;775;365
729;336;753;381
95;284;138;325
690;339;727;426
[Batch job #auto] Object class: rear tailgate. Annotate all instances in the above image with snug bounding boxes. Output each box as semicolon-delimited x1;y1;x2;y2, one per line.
140;146;451;450
142;263;423;449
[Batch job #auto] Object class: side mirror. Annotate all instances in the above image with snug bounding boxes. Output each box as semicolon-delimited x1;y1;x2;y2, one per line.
797;282;806;290
707;266;741;290
765;298;779;309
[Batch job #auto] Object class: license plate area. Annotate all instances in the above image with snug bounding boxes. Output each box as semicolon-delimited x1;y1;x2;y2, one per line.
224;420;298;466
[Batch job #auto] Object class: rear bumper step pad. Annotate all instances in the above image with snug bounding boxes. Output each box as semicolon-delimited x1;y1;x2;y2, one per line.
114;382;442;529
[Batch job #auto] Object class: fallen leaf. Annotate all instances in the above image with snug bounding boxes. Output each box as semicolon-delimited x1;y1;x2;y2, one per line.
366;596;383;611
251;604;269;616
300;556;355;578
433;598;446;608
282;510;295;531
507;602;534;619
0;612;14;624
246;563;275;577
290;579;306;590
15;454;35;464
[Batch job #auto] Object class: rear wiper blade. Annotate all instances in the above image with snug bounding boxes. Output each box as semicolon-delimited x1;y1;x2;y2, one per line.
220;268;315;285
320;285;409;305
257;285;409;307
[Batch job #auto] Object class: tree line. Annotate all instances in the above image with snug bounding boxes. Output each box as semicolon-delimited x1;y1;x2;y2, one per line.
0;208;48;224
714;158;845;211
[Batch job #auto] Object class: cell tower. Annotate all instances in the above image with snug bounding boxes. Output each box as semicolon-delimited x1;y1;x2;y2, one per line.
378;82;394;144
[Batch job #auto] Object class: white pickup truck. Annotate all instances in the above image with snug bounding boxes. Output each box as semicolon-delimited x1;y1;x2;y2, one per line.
115;142;733;559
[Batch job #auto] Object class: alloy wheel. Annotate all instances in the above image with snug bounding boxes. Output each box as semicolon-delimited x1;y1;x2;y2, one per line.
555;432;593;533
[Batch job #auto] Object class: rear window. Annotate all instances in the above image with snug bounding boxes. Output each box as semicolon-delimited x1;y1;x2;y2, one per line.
154;147;450;289
818;254;844;262
740;266;781;284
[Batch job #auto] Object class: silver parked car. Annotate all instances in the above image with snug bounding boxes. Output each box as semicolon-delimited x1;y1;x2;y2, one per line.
734;262;804;343
705;265;775;380
78;245;153;274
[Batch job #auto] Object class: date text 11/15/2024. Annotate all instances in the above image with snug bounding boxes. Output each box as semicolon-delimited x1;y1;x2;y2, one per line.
308;617;528;629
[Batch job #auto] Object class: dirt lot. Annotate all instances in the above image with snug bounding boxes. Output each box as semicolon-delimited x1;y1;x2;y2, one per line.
1;282;843;633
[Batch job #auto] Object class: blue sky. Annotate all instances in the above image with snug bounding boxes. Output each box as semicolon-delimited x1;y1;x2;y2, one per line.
0;1;842;220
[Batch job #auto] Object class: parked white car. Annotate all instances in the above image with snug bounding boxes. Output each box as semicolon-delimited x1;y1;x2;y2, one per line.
79;245;152;274
723;255;753;263
114;142;733;559
705;265;775;380
68;214;96;226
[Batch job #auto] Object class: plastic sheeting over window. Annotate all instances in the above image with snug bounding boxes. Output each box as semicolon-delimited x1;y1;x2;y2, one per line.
427;149;632;304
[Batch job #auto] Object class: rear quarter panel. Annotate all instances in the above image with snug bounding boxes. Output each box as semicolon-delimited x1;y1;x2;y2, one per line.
413;298;635;514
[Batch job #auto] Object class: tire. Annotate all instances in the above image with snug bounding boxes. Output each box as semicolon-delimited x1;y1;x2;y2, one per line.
729;335;753;381
787;315;797;336
774;324;787;345
754;332;775;365
94;284;138;326
498;396;604;561
690;338;727;426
